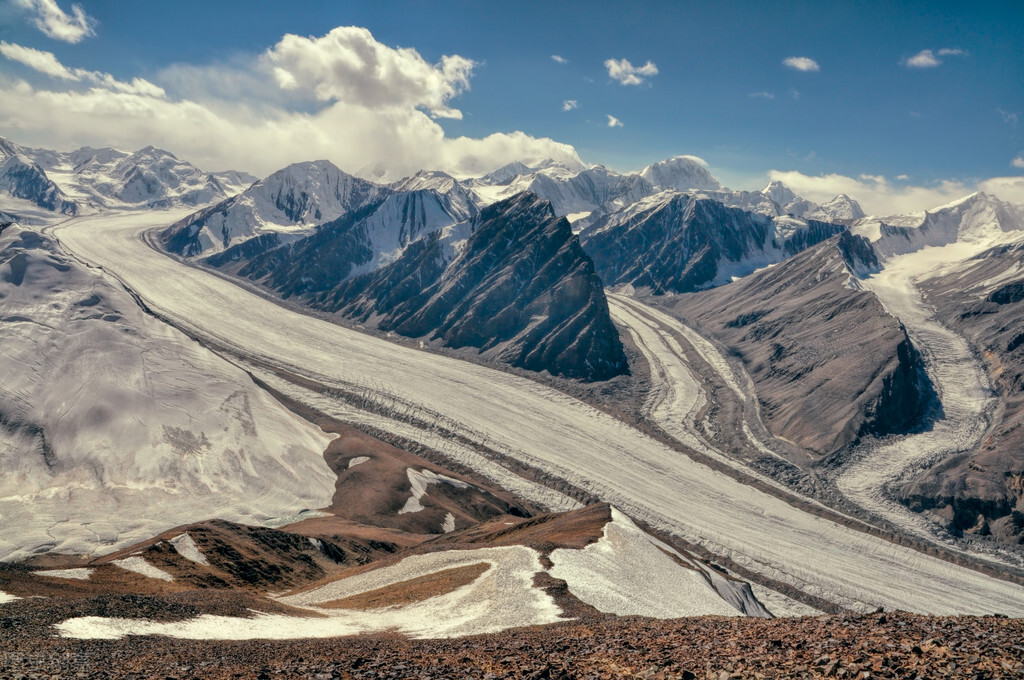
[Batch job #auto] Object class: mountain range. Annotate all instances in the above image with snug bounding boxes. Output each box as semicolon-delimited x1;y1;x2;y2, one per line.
5;134;1024;648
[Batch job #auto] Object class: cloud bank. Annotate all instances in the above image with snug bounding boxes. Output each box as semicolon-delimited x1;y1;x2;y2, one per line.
0;27;582;179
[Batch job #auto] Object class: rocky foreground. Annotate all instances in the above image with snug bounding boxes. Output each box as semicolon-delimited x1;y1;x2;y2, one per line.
2;606;1022;679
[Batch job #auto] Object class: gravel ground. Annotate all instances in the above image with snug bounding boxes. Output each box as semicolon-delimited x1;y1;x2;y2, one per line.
2;600;1022;679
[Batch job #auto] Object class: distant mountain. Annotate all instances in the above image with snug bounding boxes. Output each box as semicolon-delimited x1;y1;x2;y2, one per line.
0;136;238;212
579;192;846;294
673;231;931;456
161;160;385;256
212;192;628;381
640;156;722;192
0;153;77;215
850;192;1023;259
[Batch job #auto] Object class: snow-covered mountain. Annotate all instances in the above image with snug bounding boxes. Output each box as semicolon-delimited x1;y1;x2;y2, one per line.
640;155;722;192
579;191;846;294
0;136;238;212
0;221;335;561
161;160;386;256
0;153;77;215
851;191;1024;259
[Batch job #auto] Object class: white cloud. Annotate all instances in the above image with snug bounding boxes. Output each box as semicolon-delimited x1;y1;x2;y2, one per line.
0;28;583;180
606;114;623;128
905;48;966;68
0;41;165;96
551;55;568;64
896;174;909;180
12;0;95;43
749;91;775;99
562;99;577;111
782;56;819;72
1013;156;1024;169
0;40;75;79
768;169;979;215
604;58;658;86
264;26;475;119
979;177;1024;205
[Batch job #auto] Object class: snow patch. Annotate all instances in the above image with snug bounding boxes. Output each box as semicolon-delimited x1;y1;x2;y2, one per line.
0;590;21;603
442;512;456;533
34;568;93;581
112;557;174;582
59;546;565;640
398;468;470;514
550;508;740;618
347;456;370;468
169;534;209;566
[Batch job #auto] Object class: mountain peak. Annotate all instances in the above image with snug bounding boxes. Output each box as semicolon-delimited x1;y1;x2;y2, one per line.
640;156;721;192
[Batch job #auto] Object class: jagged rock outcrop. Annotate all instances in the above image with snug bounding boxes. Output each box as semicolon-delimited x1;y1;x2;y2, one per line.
672;232;932;455
579;192;846;294
223;192;628;381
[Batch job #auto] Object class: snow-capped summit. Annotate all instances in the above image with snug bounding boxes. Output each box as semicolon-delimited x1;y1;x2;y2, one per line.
813;194;866;222
106;146;224;207
640;156;721;192
480;161;532;186
761;180;798;207
161;160;385;256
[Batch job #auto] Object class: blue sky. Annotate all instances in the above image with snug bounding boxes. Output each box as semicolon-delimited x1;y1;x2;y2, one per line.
0;0;1022;212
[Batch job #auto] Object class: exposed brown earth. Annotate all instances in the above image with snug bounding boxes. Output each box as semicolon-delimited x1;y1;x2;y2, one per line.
1;605;1020;679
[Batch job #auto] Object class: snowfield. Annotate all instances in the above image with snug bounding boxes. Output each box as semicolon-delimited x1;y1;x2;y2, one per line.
50;211;1024;616
0;219;336;561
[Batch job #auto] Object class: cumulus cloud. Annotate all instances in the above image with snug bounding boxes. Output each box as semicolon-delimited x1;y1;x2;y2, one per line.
979;177;1024;205
782;56;819;72
604;58;658;86
12;0;95;43
1013;156;1024;169
264;26;474;119
551;55;567;64
562;99;577;111
0;27;583;179
905;48;966;68
606;114;623;127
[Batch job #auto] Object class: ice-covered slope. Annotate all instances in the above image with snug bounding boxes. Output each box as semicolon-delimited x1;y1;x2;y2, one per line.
161;160;385;256
473;164;655;217
0;221;335;561
579;192;845;293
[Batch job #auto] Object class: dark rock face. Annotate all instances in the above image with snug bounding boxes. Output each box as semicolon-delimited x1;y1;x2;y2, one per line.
905;242;1024;545
213;192;628;382
0;155;77;215
579;194;845;294
673;234;932;456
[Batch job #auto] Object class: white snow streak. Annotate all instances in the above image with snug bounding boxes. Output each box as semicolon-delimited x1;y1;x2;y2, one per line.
34;568;93;580
0;590;21;604
398;468;469;514
347;456;370;468
112;557;174;581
